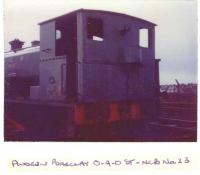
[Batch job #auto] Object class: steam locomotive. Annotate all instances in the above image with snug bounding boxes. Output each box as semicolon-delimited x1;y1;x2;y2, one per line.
5;9;160;140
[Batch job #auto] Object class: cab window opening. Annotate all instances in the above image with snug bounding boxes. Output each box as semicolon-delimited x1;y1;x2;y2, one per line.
87;17;104;42
139;28;149;48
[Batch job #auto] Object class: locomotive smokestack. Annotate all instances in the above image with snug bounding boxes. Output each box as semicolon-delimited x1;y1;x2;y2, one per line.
31;40;40;47
9;39;24;52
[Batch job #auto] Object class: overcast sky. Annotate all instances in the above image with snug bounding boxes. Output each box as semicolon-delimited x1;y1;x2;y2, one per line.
4;0;197;84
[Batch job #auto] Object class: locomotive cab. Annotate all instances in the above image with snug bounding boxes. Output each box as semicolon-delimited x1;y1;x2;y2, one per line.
38;9;160;111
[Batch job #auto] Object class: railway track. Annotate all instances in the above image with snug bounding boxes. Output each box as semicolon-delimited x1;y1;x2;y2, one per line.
144;101;197;141
148;117;197;132
154;101;197;132
160;101;197;120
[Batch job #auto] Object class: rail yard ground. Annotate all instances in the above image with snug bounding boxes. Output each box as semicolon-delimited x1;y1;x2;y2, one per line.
4;95;197;142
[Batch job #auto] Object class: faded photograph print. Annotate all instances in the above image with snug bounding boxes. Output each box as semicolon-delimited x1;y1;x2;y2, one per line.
4;0;197;142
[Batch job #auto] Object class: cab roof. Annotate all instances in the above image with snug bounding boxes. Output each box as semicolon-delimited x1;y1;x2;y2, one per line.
39;9;156;26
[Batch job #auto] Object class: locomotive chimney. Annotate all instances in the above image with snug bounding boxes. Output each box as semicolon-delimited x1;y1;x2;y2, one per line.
9;39;24;52
31;40;40;47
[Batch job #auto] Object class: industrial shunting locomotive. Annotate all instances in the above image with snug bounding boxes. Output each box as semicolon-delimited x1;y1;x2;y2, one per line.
5;9;160;139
